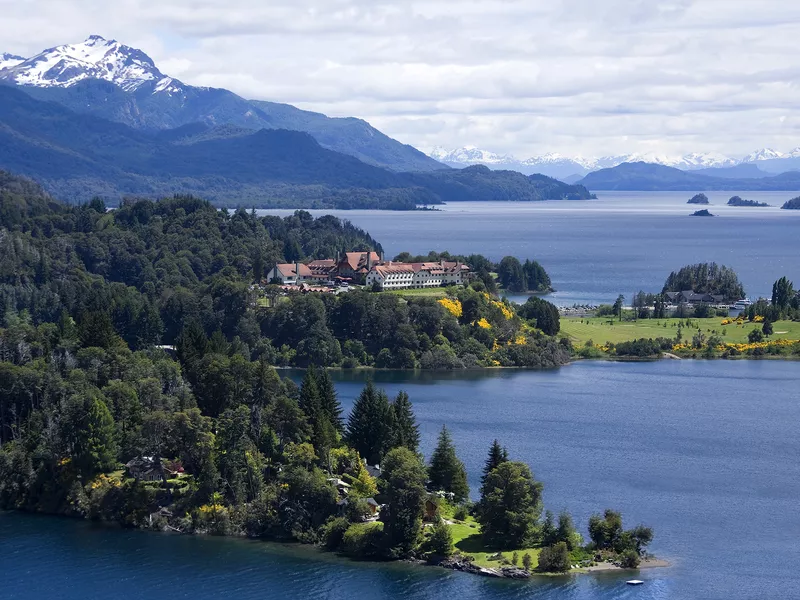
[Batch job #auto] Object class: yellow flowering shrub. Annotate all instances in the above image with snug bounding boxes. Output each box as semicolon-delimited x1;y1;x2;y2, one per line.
476;318;492;329
438;297;462;318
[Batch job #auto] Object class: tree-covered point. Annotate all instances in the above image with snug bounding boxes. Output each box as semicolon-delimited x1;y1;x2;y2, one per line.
781;196;800;210
662;262;745;301
727;196;768;207
496;256;553;293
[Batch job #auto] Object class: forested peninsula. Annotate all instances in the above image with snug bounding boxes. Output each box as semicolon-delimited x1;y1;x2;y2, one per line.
0;174;653;577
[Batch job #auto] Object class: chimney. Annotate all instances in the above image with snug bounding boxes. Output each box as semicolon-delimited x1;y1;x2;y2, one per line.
380;251;385;263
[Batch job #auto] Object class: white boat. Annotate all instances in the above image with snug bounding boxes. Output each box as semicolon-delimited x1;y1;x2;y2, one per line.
732;299;751;310
626;579;645;586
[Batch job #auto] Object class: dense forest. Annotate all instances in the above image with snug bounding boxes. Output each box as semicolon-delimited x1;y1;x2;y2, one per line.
0;173;652;574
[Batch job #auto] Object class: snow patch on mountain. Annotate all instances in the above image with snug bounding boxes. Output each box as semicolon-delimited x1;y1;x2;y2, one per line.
0;53;25;71
0;35;182;94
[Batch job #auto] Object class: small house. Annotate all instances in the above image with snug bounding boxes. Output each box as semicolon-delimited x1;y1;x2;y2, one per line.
365;498;380;517
125;457;162;482
424;498;440;521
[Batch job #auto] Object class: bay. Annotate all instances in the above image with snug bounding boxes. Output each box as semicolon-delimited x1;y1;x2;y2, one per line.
4;360;800;600
260;192;800;306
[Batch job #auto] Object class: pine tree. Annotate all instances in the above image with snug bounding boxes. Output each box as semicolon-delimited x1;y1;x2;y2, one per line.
346;381;392;465
317;369;344;434
481;439;509;487
389;391;420;453
299;367;336;461
428;425;469;503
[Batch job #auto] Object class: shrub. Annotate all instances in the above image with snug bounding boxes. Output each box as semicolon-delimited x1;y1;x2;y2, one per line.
538;542;571;572
428;519;454;557
619;549;641;568
512;551;519;565
321;517;350;550
341;522;384;558
522;553;533;571
453;504;469;521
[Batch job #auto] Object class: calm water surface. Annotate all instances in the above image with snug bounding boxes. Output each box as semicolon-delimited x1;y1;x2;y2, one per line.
4;361;800;600
261;192;800;306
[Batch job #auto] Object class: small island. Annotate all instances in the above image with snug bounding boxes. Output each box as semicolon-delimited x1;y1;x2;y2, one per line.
687;193;709;205
782;196;800;210
727;196;768;207
691;209;714;217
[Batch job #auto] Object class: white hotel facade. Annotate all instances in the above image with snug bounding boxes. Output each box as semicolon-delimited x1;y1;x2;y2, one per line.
365;261;469;290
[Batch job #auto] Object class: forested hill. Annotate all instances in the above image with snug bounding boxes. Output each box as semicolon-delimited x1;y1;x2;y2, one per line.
578;161;800;191
0;85;592;208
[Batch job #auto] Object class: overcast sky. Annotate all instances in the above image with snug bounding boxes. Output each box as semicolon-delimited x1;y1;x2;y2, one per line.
3;0;800;158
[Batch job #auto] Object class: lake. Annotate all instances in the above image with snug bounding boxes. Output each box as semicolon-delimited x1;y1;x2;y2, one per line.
261;192;800;306
4;360;800;600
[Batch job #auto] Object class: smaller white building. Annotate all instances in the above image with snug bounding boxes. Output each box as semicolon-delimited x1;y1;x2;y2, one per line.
366;263;416;289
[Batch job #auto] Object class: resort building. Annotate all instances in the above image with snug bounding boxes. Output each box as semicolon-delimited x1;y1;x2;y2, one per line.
265;262;313;285
265;252;470;291
336;251;383;284
365;261;469;290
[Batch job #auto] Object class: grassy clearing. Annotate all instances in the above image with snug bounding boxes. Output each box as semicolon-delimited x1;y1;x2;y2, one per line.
561;317;800;346
386;288;450;299
446;516;540;569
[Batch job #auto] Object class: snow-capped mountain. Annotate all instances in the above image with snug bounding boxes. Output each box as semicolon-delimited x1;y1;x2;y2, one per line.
429;145;800;178
0;52;25;71
0;35;182;94
430;146;515;165
741;148;784;163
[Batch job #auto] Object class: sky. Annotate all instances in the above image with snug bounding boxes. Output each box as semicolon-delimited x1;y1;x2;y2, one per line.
2;0;800;159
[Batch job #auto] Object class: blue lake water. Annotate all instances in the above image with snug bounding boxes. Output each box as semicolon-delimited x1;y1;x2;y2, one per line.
261;193;800;306
4;360;800;600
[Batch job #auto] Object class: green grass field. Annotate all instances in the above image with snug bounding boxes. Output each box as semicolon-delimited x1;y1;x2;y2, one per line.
386;287;450;299
444;517;541;569
561;317;800;346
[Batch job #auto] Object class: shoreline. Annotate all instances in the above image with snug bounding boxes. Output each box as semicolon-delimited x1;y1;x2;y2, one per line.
3;509;667;581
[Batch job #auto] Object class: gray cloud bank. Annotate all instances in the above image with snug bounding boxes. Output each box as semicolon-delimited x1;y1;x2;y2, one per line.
2;0;799;157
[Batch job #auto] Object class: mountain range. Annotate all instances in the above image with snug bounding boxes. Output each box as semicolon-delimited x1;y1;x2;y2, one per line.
0;84;593;208
430;146;800;180
576;162;800;192
0;35;441;173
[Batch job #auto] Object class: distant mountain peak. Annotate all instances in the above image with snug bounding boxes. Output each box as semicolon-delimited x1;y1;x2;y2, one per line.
742;148;784;162
0;35;181;94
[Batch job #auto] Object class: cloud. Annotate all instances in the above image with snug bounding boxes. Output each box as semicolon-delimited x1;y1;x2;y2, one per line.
2;0;800;158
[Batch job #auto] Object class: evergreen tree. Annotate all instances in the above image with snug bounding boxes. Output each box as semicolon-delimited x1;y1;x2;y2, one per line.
481;440;508;488
389;391;420;453
380;447;428;557
346;381;393;465
317;369;344;435
557;510;578;550
299;367;336;462
475;461;543;548
64;394;118;476
428;425;469;503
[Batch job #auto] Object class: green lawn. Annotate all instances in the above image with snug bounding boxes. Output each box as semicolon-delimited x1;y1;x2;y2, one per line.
561;317;800;347
385;288;451;299
446;517;540;569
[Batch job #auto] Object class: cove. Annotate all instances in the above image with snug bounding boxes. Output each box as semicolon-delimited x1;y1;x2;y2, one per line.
3;360;800;600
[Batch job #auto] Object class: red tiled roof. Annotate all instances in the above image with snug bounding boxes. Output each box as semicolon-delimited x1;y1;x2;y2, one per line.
275;263;312;278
